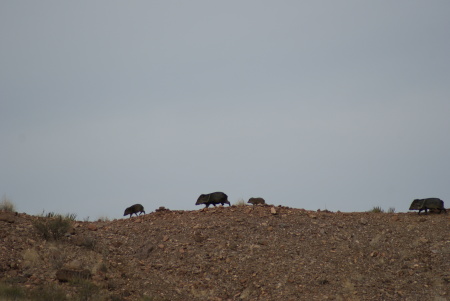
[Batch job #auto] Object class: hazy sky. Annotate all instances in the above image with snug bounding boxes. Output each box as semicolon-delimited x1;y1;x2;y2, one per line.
1;1;450;220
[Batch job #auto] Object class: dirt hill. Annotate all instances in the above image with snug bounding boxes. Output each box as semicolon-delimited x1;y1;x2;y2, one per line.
0;205;449;300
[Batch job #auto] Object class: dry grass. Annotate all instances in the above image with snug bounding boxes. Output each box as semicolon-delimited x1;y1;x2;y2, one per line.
22;248;42;269
234;198;246;206
97;216;110;222
368;206;384;213
0;195;15;212
368;206;396;213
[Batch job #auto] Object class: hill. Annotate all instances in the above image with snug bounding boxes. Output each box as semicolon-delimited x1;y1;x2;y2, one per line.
0;205;449;300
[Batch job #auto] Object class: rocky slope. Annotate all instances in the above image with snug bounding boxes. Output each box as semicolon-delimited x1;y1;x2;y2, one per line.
0;205;449;300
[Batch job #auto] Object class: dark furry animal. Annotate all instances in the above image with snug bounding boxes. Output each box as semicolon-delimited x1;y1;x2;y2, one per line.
409;198;446;214
196;192;230;208
248;197;266;205
123;204;145;218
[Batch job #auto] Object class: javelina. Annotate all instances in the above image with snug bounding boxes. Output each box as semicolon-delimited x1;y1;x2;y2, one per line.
123;204;145;218
248;197;266;205
196;192;230;208
409;198;446;214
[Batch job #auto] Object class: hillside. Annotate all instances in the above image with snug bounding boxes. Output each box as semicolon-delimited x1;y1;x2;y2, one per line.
0;205;449;300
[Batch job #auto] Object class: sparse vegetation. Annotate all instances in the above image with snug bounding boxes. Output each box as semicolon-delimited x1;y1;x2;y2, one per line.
368;206;384;213
48;245;68;269
234;198;246;206
33;214;73;241
368;206;396;213
65;213;77;221
0;195;15;212
22;248;41;268
40;211;77;221
2;206;449;300
97;216;110;222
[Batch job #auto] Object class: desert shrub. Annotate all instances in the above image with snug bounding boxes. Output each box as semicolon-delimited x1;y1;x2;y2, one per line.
0;195;15;212
22;248;42;268
33;215;72;241
387;207;396;213
0;281;25;300
234;198;246;206
41;211;57;218
368;206;384;213
97;216;110;222
47;245;69;269
64;213;78;221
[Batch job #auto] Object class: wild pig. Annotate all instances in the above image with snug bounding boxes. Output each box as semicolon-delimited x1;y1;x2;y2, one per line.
409;198;446;214
248;197;266;205
196;192;230;208
123;204;145;218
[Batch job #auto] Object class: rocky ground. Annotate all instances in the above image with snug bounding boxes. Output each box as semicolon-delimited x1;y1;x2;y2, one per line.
0;205;449;300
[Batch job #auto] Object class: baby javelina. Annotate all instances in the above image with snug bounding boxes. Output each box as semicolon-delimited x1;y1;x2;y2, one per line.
248;197;266;205
123;204;145;218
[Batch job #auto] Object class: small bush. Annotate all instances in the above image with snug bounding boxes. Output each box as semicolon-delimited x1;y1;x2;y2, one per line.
369;206;384;213
22;248;41;268
43;211;56;218
65;213;77;221
97;216;110;222
234;199;246;206
33;216;72;241
0;196;15;212
48;246;68;269
387;207;396;213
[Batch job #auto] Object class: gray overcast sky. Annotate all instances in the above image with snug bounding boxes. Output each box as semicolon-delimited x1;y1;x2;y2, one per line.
1;1;450;220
